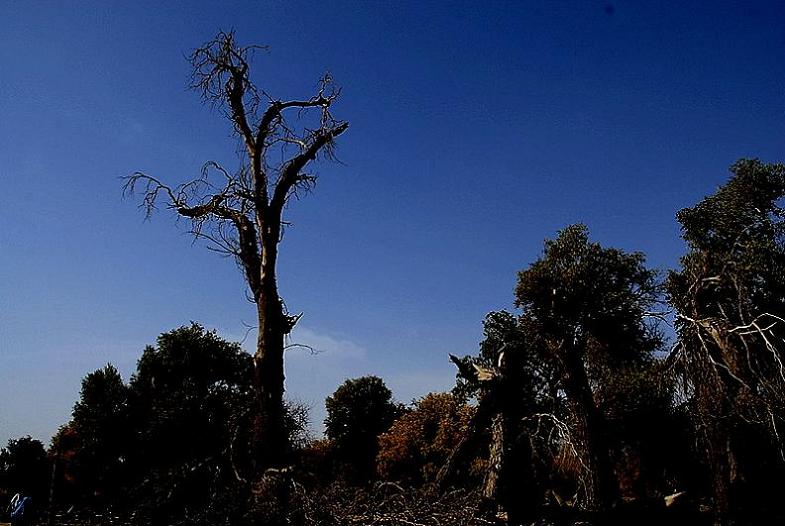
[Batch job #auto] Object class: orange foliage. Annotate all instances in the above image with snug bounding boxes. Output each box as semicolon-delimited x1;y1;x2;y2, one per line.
377;392;476;484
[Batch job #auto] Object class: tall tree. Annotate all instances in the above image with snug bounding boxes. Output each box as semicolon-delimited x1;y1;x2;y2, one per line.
124;31;348;470
667;159;785;522
514;224;661;511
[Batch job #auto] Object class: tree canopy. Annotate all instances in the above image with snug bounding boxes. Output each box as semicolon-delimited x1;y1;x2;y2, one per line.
667;159;785;518
325;376;401;483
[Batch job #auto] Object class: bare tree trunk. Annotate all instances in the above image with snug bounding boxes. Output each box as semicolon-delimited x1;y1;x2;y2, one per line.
253;300;287;469
562;349;618;511
252;228;289;470
439;360;538;525
701;411;731;526
248;252;293;526
482;413;505;505
125;31;349;499
47;453;58;526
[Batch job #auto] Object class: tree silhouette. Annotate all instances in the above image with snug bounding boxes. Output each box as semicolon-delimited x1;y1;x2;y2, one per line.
0;436;50;506
69;364;129;507
667;159;785;523
514;224;662;511
121;324;253;522
440;311;545;523
325;376;401;483
124;31;348;472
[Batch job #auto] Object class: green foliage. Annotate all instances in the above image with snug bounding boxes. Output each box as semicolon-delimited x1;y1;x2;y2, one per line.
676;159;785;253
325;376;401;483
668;158;785;409
73;364;128;436
448;225;667;509
515;225;663;506
126;323;254;520
516;224;662;368
667;159;785;516
22;158;785;522
669;159;785;323
45;323;317;524
669;160;785;340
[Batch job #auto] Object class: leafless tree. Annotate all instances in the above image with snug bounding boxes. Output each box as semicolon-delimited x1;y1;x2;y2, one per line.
124;30;348;472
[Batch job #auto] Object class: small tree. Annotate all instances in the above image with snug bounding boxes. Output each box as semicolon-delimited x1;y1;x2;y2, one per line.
377;392;475;485
325;376;401;483
126;323;253;520
124;30;348;471
0;436;50;505
69;364;130;507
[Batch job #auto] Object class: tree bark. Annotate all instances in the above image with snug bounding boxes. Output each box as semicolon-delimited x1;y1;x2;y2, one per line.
482;413;505;504
561;347;618;511
252;217;289;470
439;371;538;524
253;298;287;469
700;398;731;526
481;411;534;524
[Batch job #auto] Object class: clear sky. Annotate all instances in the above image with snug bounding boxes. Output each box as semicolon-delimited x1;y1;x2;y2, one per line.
1;1;783;446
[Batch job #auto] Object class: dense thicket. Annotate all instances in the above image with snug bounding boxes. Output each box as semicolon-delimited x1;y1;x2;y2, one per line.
377;392;476;485
3;160;784;526
667;159;785;522
39;325;308;525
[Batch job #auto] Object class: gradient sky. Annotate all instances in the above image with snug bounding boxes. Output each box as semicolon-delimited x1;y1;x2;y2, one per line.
1;0;784;446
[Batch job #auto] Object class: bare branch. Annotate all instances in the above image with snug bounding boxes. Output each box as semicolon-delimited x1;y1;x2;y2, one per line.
255;75;341;149
126;31;348;471
283;343;321;355
189;29;266;159
270;121;349;213
122;172;179;219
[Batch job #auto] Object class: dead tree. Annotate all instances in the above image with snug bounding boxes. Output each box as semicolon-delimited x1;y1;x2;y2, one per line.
124;31;348;472
438;349;538;525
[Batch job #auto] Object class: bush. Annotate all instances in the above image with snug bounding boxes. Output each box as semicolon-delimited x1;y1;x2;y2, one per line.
377;392;478;485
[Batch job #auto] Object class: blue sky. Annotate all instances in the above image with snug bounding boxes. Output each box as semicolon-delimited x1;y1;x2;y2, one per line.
1;0;783;446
